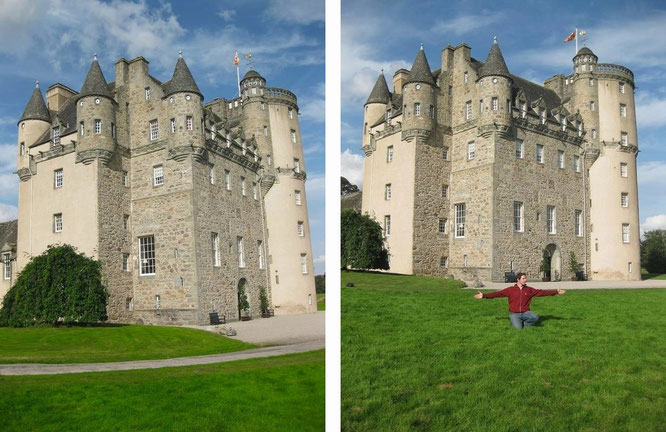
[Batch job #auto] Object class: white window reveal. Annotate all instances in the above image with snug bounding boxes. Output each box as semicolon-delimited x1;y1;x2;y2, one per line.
258;241;265;269
621;193;628;208
225;170;231;190
211;232;220;267
547;206;556;234
622;224;630;243
54;213;63;233
3;252;11;280
54;169;63;188
186;116;193;131
620;104;627;117
455;203;466;238
153;165;164;186
300;253;308;274
95;119;102;135
294;158;301;173
467;142;475;160
514;201;524;232
139;235;156;275
557;150;564;169
237;237;245;268
149;119;158;140
297;221;304;237
575;210;583;237
620;163;628;178
385;184;392;200
515;139;523;159
384;215;391;236
438;218;447;234
536;144;544;164
295;190;302;205
387;146;394;162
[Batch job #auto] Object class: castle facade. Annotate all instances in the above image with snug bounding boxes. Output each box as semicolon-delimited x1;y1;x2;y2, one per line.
11;54;317;325
361;40;641;282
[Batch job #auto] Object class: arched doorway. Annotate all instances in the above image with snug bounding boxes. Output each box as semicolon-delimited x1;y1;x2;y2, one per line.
543;244;561;281
237;278;248;320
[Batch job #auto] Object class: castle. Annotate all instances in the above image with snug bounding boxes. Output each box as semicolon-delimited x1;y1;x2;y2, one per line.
4;53;317;324
361;40;641;282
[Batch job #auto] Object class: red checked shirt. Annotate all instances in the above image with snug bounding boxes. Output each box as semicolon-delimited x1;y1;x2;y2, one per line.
482;285;559;313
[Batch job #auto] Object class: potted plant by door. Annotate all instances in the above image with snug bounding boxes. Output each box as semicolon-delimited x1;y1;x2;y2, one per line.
540;253;551;282
569;251;581;280
259;286;272;318
238;284;251;321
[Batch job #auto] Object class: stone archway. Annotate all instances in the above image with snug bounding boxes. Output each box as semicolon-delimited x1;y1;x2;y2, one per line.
544;244;561;281
237;278;247;320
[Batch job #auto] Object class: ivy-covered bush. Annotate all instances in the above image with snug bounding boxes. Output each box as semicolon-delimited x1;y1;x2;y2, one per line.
0;245;109;327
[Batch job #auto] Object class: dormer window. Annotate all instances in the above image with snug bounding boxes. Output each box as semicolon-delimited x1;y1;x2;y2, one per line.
520;101;527;118
540;109;546;124
52;127;60;147
561;117;566;131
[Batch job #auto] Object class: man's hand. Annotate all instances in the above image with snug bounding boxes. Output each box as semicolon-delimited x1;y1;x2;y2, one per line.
474;291;483;299
557;289;566;294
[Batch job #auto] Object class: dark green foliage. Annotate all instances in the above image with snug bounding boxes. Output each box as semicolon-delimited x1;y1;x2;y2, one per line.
0;245;108;327
569;251;580;274
341;209;389;270
341;176;359;195
259;286;269;313
641;230;666;273
315;274;325;293
238;282;250;315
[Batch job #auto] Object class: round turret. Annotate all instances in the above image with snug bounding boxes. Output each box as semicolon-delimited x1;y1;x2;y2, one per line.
238;69;273;165
477;39;513;132
362;72;390;151
17;81;51;176
573;47;598;73
401;45;436;142
241;69;266;97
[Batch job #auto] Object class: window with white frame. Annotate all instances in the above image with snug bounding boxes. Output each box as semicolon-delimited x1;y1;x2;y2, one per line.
464;71;468;83
211;232;220;266
153;165;164;186
547;205;556;234
258;240;265;269
438;218;447;234
589;78;594;86
575;210;582;236
54;213;62;232
414;102;421;116
294;158;301;173
3;252;10;280
288;107;293;119
225;170;231;190
122;253;130;272
465;101;472;119
441;185;448;198
80;122;84;136
209;165;215;184
621;193;628;207
54;169;63;188
622;224;630;243
620;163;628;177
491;97;498;111
123;171;129;187
514;201;524;232
628;262;633;273
429;105;435;119
574;155;580;172
384;215;391;236
520;101;527;118
467;142;475;159
620;104;626;117
590;101;595;111
149;119;158;140
253;182;258;200
440;256;448;267
387;146;394;162
385;184;392;200
241;177;246;196
291;129;297;143
297;221;304;237
619;82;625;94
557;150;564;169
155;295;160;309
515;139;523;158
145;87;151;100
621;132;628;146
123;214;129;230
170;118;175;133
300;253;308;274
139;235;155;275
95;119;102;135
126;297;133;310
455;203;466;238
536;144;544;164
186;116;193;131
52;127;60;146
442;147;449;160
592;129;597;139
237;236;245;267
295;190;302;205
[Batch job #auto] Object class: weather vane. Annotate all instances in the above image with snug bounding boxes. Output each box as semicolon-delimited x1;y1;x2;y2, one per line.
245;52;254;70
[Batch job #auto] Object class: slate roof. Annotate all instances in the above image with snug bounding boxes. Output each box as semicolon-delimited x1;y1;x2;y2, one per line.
163;56;202;98
478;40;511;80
19;83;51;124
365;73;390;105
78;58;113;100
0;220;17;249
405;47;436;86
576;47;595;56
242;70;264;81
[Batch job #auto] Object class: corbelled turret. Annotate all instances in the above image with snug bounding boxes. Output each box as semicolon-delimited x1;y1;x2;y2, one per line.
19;81;51;124
365;73;390;105
78;55;113;101
362;72;390;152
477;38;513;138
163;53;202;98
402;44;436;142
477;38;511;80
17;81;52;178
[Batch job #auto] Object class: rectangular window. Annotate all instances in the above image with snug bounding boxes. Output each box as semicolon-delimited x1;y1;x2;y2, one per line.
225;170;231;190
536;144;544;164
149;119;158;140
429;105;435;119
479;99;483;114
520;101;527;118
123;214;129;230
291;129;297;143
153;165;164;186
547;205;556;234
414;103;421;116
575;210;582;237
253;182;258;200
126;297;133;310
288;107;293;119
514;201;524;232
261;102;265;110
186;116;193;131
592;129;597;139
209;165;215;184
300;253;308;274
464;71;468;83
628;262;633;273
441;185;448;198
241;177;246;196
442;147;449;160
295;190;302;205
3;252;10;280
590;101;595;111
170;118;176;133
620;163;628;177
294;158;301;173
123;171;129;187
619;82;625;93
237;237;245;268
558;150;564;169
440;256;448;268
385;184;392;200
54;213;62;233
574;155;581;172
20;142;25;155
467;142;475;160
589;78;594;86
54;169;63;188
122;253;130;272
139;235;156;275
561;117;566;131
155;295;160;309
465;101;472;120
297;221;304;237
438;218;447;234
111;122;116;138
622;224;630;243
80;122;84;136
387;146;394;162
621;193;628;207
541;109;546;124
211;233;220;266
491;97;498;111
384;215;391;236
455;203;466;238
515;139;523;158
94;119;101;135
258;241;265;269
620;104;627;117
621;132;628;146
263;126;268;136
145;87;151;100
52;127;60;146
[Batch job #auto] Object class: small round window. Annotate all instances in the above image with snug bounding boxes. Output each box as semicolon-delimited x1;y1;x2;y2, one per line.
80;101;84;107
415;84;421;90
169;97;174;103
95;98;101;105
21;123;25;129
492;78;498;84
185;95;191;101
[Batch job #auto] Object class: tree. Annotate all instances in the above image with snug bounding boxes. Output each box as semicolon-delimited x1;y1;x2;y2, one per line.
641;230;666;273
315;274;325;293
259;286;270;313
341;209;389;270
341;177;359;195
238;282;250;317
0;244;108;327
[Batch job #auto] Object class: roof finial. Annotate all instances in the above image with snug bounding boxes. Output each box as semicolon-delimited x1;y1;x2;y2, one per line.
380;68;384;75
493;36;497;44
35;80;39;89
420;42;424;50
93;53;97;61
178;50;183;58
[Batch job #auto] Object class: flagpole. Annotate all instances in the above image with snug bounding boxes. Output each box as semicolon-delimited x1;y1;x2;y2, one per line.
236;64;240;98
575;27;578;54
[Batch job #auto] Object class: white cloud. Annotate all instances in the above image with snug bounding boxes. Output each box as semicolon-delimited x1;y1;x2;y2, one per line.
341;149;364;188
264;0;324;25
303;141;324;155
0;173;18;199
299;82;325;123
638;161;666;185
217;9;236;22
305;172;325;197
0;143;17;172
641;214;666;237
0;203;17;222
432;11;506;36
313;254;325;265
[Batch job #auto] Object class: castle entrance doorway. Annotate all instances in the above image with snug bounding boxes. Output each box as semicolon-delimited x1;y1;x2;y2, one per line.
237;278;247;320
544;244;561;281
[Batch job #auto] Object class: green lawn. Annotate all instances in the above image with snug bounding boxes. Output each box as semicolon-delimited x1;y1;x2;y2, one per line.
0;325;254;364
641;268;666;280
342;271;666;431
317;293;326;311
0;350;325;432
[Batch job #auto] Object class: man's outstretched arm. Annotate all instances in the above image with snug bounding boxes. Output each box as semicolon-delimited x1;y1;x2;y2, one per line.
533;288;566;296
474;289;509;299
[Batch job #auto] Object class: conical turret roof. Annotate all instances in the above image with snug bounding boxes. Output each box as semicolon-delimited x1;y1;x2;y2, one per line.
405;45;436;86
163;55;202;98
78;56;113;100
365;73;390;105
19;82;51;124
242;69;263;81
576;47;595;56
478;39;511;80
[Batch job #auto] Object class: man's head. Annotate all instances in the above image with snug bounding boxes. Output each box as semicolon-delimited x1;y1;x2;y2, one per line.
516;272;527;286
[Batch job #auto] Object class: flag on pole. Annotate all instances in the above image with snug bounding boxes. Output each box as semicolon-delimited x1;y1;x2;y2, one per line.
564;30;576;42
233;51;239;66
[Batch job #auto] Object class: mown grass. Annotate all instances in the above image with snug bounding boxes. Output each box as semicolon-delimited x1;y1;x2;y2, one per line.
317;293;326;311
641;268;666;280
0;325;254;364
0;350;324;432
341;271;666;431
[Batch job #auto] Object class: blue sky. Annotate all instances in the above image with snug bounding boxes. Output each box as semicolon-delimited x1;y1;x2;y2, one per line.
0;0;325;274
341;0;666;236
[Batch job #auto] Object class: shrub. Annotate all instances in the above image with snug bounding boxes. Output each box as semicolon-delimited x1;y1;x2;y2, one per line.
0;244;108;327
341;209;389;270
259;286;269;313
642;230;666;274
315;274;325;294
238;282;250;316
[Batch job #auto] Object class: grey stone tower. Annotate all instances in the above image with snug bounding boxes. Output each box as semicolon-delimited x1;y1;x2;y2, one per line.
402;45;436;143
17;82;51;181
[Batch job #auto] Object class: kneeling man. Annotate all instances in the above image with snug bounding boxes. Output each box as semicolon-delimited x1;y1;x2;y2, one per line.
474;272;565;329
